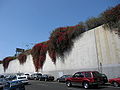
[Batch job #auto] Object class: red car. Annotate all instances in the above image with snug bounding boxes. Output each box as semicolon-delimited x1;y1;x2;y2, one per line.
66;71;104;89
109;77;120;87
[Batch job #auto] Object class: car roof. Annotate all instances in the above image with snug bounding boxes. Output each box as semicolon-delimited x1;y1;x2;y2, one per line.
76;71;99;73
63;75;72;76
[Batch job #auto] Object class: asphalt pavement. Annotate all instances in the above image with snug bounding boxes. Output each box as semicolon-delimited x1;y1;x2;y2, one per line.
25;80;120;90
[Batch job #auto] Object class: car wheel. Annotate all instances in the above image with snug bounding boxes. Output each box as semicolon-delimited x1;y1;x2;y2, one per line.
39;78;41;81
57;79;60;82
113;82;119;87
34;78;37;80
83;82;89;89
66;81;72;87
45;78;47;81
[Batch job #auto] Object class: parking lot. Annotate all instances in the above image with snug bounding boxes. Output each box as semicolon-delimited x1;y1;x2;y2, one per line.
25;80;120;90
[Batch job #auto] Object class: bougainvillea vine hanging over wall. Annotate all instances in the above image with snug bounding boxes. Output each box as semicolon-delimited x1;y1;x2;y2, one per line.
48;40;56;64
18;49;31;64
18;53;27;64
3;56;16;72
0;61;3;64
31;41;48;72
48;25;85;61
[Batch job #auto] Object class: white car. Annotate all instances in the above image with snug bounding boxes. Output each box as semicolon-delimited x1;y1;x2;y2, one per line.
12;75;29;85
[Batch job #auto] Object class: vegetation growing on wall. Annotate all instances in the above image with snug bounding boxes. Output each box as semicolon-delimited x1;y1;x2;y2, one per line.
85;4;120;35
31;41;48;72
3;56;16;72
0;61;3;64
85;16;105;30
101;4;120;35
48;41;56;64
48;25;85;60
18;53;27;64
18;49;31;64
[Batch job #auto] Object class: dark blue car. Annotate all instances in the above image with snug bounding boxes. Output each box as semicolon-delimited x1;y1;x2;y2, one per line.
56;75;72;82
3;79;25;90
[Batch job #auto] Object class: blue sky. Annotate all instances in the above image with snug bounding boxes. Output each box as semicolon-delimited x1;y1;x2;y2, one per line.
0;0;119;60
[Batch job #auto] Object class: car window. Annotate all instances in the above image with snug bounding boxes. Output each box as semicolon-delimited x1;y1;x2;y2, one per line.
73;72;84;78
92;72;101;77
61;76;65;78
43;75;47;77
65;75;71;78
10;76;17;80
25;74;29;76
37;74;42;76
18;77;26;79
85;72;92;78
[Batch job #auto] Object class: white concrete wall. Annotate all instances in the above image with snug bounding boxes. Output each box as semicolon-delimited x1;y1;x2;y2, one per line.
3;55;35;74
0;25;120;78
95;26;120;65
43;29;98;72
0;64;4;74
94;26;120;78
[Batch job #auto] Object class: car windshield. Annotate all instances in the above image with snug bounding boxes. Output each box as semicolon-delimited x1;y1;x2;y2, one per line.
25;74;29;76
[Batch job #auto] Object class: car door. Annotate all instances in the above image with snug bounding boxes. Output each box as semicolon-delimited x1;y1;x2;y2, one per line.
60;75;65;82
71;72;84;86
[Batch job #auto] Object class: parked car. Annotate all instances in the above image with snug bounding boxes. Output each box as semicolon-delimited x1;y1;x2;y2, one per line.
0;78;6;90
27;74;34;80
0;83;4;90
66;71;104;89
6;75;29;85
30;73;42;80
40;74;54;81
24;73;31;79
4;80;25;90
5;75;17;81
100;73;108;84
0;75;5;78
56;75;72;82
0;78;25;90
109;77;120;87
16;75;29;84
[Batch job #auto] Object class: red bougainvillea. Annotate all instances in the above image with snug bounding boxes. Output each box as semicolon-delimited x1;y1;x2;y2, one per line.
18;53;27;64
48;25;85;60
17;49;31;64
48;40;56;64
31;41;48;72
3;57;16;72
